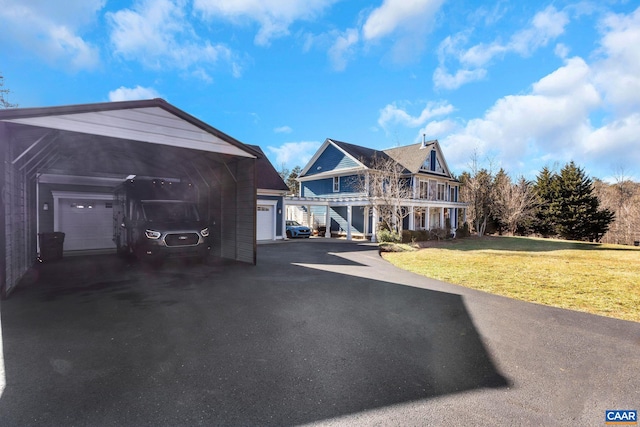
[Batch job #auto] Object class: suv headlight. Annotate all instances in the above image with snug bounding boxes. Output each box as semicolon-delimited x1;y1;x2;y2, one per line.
145;229;161;239
201;227;209;237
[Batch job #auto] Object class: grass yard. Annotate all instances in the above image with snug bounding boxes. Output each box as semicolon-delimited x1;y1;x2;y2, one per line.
382;236;640;323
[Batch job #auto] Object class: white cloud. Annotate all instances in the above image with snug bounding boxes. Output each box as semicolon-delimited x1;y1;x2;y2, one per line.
440;56;602;174
107;0;239;76
108;85;161;102
433;67;487;91
584;113;640;158
418;119;459;140
361;0;445;63
193;0;338;46
274;125;293;134
328;28;360;71
592;7;640;115
435;6;570;90
509;6;569;56
267;141;321;168
378;101;455;130
362;0;443;41
0;0;103;70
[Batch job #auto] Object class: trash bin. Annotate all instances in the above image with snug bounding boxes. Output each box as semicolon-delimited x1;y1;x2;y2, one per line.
39;232;65;261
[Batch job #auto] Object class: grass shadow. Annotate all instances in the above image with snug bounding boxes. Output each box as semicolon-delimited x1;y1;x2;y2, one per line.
417;235;640;253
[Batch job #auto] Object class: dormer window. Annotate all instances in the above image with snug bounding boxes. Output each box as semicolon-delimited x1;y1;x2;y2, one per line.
420;149;445;174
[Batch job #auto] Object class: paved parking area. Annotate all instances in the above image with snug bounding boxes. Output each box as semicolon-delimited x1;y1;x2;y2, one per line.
0;239;638;426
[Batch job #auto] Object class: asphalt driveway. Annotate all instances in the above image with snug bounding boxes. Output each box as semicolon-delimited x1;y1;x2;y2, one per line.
0;239;638;426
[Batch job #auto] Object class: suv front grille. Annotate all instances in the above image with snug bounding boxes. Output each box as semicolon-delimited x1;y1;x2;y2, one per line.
165;233;199;247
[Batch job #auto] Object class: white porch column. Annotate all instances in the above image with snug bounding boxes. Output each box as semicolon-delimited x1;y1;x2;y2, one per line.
281;198;287;240
440;207;445;228
426;207;430;230
371;205;378;243
306;205;312;228
325;206;331;238
363;206;369;237
346;205;352;241
408;206;415;231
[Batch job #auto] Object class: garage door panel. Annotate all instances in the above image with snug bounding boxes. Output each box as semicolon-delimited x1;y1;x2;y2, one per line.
59;199;115;251
257;205;274;241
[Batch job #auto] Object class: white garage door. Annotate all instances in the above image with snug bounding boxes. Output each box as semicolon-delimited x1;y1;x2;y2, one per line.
58;198;116;251
256;205;274;241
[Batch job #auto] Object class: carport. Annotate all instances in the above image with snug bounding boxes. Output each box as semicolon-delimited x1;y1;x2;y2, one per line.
0;99;259;298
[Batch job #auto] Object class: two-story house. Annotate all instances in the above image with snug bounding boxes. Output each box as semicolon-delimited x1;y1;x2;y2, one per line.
286;138;467;241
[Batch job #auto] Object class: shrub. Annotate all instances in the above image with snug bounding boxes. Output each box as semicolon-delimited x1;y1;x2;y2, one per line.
401;230;430;243
430;228;448;240
456;223;471;238
377;229;402;243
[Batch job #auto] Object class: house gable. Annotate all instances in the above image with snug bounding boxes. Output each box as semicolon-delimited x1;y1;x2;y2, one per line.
300;139;366;178
416;141;453;178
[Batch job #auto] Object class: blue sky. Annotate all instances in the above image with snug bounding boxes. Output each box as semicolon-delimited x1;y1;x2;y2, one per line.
1;0;639;181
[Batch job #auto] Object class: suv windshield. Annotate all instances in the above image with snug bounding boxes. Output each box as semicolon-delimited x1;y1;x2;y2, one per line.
142;202;200;222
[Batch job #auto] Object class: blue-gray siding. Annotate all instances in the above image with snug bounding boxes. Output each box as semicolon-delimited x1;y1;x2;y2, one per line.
302;175;361;198
304;144;359;177
329;206;365;234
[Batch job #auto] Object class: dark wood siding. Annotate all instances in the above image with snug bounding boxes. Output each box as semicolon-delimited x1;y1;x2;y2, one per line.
236;158;256;264
0;123;6;297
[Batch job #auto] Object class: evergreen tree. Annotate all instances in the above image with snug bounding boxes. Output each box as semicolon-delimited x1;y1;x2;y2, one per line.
286;166;301;195
552;162;614;242
533;166;558;237
491;168;511;234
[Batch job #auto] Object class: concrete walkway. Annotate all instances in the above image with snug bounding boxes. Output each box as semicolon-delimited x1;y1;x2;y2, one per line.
0;239;638;426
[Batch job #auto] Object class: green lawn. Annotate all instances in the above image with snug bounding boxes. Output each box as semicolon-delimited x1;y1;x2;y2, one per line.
382;236;640;323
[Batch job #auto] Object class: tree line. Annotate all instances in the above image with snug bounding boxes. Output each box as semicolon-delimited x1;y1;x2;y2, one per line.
459;159;639;244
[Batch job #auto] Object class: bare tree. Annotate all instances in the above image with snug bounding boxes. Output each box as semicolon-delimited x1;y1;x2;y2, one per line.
355;154;412;236
492;173;538;235
1;72;18;109
459;152;494;236
595;167;640;245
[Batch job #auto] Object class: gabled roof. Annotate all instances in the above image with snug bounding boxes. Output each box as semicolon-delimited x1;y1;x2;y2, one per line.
248;145;289;192
0;98;260;159
299;137;456;180
384;142;432;174
330;139;386;169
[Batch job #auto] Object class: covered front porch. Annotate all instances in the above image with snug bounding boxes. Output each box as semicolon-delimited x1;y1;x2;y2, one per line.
284;196;467;242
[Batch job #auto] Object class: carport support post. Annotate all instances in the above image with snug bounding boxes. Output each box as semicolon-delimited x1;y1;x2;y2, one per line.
346;205;352;241
325;206;331;238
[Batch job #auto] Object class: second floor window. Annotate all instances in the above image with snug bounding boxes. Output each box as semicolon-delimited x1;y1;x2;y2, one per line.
333;176;340;192
419;180;428;199
437;183;446;200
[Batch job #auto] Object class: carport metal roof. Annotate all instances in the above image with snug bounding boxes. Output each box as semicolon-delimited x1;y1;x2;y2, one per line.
1;98;258;160
0;98;262;182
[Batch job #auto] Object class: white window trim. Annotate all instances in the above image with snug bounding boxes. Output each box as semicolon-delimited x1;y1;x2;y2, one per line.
333;176;340;192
